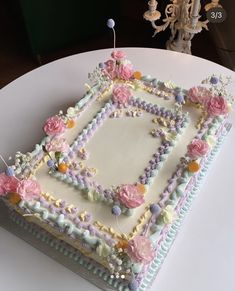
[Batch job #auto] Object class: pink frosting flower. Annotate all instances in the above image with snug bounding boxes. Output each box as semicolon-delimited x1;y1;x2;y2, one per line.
45;137;69;152
0;173;18;196
187;139;209;160
188;86;212;104
0;173;8;196
43;115;66;136
112;85;132;105
206;95;228;116
117;184;144;208
17;179;41;200
127;235;155;264
104;59;116;79
111;50;126;60
116;63;134;80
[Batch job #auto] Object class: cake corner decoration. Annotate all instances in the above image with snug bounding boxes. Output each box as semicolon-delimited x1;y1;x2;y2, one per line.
0;19;234;291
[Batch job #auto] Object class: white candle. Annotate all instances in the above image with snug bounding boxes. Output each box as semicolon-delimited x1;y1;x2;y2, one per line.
191;0;200;18
148;0;157;13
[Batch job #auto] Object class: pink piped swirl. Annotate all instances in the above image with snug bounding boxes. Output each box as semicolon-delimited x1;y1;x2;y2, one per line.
45;137;69;152
112;85;132;105
111;50;126;60
187;139;209;160
117;184;144;209
0;173;18;196
206;95;228;116
17;179;41;200
104;59;116;79
116;62;134;80
188;86;212;104
127;235;155;264
43;115;66;136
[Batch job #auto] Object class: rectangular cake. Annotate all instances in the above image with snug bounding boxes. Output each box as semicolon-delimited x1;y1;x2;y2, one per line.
0;50;233;291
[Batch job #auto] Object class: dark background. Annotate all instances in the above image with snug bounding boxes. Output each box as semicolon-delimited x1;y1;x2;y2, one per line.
0;0;233;88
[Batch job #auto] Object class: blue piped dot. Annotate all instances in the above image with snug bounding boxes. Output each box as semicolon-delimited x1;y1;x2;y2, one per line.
210;76;219;84
99;62;105;69
175;94;184;104
47;160;55;168
111;205;121;216
5;166;14;176
128;279;138;291
150;203;161;215
107;19;115;29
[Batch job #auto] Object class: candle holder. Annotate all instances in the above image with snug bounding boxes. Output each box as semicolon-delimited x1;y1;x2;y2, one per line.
144;0;223;54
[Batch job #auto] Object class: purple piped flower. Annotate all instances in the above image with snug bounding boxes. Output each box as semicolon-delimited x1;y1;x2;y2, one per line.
150;164;156;170
68;151;74;158
145;166;151;172
167;184;174;192
61;200;66;208
61;209;67;215
162;191;168;197
71;207;78;214
85;213;92;222
146;172;151;178
49;204;56;214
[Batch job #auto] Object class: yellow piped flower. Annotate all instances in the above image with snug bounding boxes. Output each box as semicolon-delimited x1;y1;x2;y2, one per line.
227;103;233;112
205;135;216;148
161;205;177;224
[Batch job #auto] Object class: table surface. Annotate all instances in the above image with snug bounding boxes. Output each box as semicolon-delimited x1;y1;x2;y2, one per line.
0;48;235;291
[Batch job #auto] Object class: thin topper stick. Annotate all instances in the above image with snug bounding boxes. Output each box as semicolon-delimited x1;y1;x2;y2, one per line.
0;154;9;167
107;19;116;49
111;205;125;236
115;216;124;235
0;154;21;182
112;27;116;49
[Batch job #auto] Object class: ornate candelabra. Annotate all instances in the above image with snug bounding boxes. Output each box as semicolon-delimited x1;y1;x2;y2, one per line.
144;0;223;54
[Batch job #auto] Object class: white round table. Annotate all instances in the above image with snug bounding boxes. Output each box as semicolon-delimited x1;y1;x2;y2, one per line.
0;48;235;291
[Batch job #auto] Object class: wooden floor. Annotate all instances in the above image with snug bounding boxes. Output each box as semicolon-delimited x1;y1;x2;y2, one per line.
0;2;223;89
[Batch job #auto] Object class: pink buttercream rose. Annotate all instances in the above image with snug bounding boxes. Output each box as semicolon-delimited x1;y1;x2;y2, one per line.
188;86;212;104
127;235;155;264
17;179;41;200
117;184;144;209
45;137;69;152
104;59;116;79
187;139;209;160
116;63;134;80
0;173;18;196
111;50;126;60
43;115;66;136
112;85;132;105
0;173;8;196
206;95;228;116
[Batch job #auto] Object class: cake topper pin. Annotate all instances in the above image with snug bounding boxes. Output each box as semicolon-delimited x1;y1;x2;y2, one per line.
107;19;116;49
